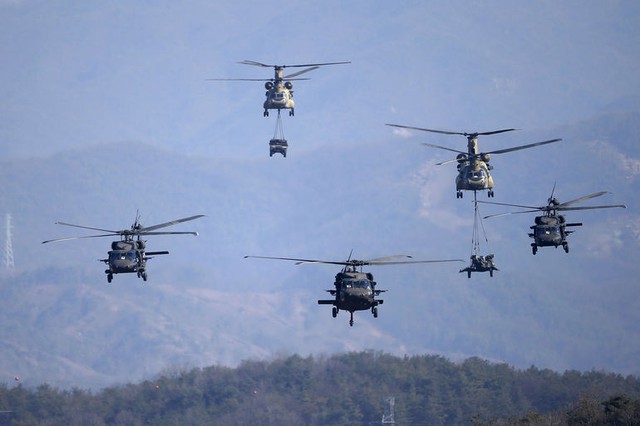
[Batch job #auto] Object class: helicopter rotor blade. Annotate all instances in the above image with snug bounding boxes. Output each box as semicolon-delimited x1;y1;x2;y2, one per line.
137;231;200;236
484;138;562;155
207;78;273;82
42;233;119;244
139;215;205;232
238;60;273;67
54;221;119;234
386;124;465;136
386;124;518;137
556;204;627;212
284;66;319;79
244;255;349;266
364;255;413;263
556;191;609;208
477;200;542;210
366;259;464;265
422;142;467;155
483;210;541;219
238;60;351;69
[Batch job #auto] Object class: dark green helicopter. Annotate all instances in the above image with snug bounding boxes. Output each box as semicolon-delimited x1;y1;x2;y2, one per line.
43;214;204;282
482;187;626;254
245;254;462;326
386;124;561;198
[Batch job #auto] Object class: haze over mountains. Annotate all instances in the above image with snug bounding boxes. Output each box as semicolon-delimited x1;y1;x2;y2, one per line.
0;108;638;389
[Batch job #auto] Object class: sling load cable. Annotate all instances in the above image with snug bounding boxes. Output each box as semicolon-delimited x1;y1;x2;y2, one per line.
471;191;491;257
273;109;285;140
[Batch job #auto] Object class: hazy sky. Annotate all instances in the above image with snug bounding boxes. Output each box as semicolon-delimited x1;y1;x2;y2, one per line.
1;1;639;386
1;1;639;159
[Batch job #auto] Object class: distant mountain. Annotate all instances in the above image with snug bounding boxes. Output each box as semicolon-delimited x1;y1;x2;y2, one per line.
0;110;638;389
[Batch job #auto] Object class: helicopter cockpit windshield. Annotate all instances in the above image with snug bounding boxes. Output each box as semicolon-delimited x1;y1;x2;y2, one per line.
109;251;137;262
342;280;372;290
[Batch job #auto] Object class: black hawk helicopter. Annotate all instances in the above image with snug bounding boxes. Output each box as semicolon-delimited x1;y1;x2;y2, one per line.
209;60;350;117
482;187;626;254
43;214;204;282
386;124;561;198
245;254;462;326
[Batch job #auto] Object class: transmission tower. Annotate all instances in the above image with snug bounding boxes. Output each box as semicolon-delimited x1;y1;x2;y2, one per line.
382;396;395;424
4;213;15;270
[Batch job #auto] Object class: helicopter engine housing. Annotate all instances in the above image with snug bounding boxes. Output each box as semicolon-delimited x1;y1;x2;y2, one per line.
481;153;491;162
265;82;273;90
284;81;293;90
456;153;467;163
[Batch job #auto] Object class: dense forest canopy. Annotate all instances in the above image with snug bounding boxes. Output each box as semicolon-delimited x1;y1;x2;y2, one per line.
1;351;638;425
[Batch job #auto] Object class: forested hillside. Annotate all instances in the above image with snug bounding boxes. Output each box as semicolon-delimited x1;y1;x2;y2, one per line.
1;352;638;425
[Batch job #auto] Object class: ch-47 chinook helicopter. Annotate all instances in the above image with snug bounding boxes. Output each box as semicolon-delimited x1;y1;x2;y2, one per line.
245;254;462;327
481;188;626;254
42;214;204;282
208;60;350;117
386;124;561;198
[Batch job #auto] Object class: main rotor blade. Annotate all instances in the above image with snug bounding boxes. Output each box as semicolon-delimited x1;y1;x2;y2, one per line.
138;231;200;236
386;124;517;137
422;142;467;155
483;210;540;219
42;233;119;244
238;60;272;67
485;138;562;155
477;200;542;210
54;221;119;233
386;124;465;135
282;61;351;68
244;255;348;266
141;215;205;232
238;60;351;69
557;204;627;212
207;78;272;82
364;255;413;263
557;191;609;208
367;259;464;265
284;66;319;79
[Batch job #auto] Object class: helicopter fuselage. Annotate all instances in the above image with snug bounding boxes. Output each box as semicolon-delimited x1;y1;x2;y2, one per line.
455;159;495;197
318;270;384;326
101;239;169;282
529;214;581;254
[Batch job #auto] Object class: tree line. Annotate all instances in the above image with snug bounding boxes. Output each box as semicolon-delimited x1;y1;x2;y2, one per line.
0;351;639;425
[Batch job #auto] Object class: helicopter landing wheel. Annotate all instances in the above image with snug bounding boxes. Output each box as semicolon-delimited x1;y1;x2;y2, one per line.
532;245;537;255
349;312;354;327
107;273;113;283
332;307;338;318
264;110;269;117
141;271;147;281
372;307;378;318
289;110;294;116
488;190;494;198
467;270;471;278
456;191;463;199
563;243;569;253
490;270;493;277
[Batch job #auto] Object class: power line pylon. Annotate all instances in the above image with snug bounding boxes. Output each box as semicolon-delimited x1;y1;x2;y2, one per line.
4;213;15;270
382;396;395;424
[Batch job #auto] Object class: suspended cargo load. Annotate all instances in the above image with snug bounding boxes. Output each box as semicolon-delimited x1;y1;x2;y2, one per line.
461;192;498;278
269;110;288;157
269;139;288;157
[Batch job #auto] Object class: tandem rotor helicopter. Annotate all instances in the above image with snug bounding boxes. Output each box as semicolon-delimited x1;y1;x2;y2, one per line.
209;60;350;117
43;214;204;282
386;124;561;198
245;253;462;326
481;187;626;254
